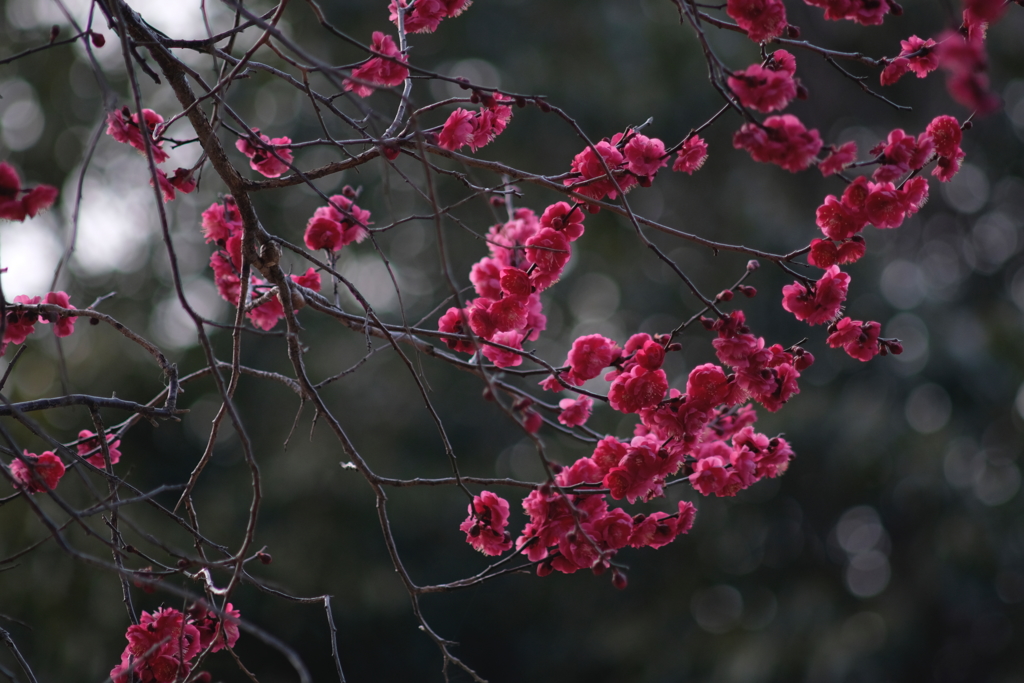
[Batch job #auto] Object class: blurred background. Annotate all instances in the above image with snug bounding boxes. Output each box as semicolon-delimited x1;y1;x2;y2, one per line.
0;0;1023;681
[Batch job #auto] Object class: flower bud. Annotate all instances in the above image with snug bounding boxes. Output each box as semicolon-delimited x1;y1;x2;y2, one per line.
612;568;628;590
91;31;105;47
257;551;273;564
746;259;760;271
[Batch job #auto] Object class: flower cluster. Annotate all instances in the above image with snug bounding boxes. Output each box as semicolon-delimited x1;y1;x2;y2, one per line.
303;189;372;252
344;32;409;97
727;49;800;113
78;429;122;468
0;162;58;222
389;0;472;34
235;128;294;178
726;0;788;43
818;142;858;177
802;0;900;26
733;114;822;172
816;174;929;240
203;196;323;330
2;291;77;356
561;128;694;205
439;203;591;366
106;107;197;203
782;265;851;326
110;604;240;683
880;35;939;85
437;98;514;153
9;451;65;493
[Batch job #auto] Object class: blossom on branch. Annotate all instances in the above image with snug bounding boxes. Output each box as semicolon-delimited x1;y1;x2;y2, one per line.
106;107;169;163
344;32;409;98
303;192;371;252
77;429;122;468
672;136;709;174
733;114;822;172
726;0;788;42
0;162;58;222
235;129;294;178
727;50;799;113
460;491;513;555
10;451;65;493
389;0;472;34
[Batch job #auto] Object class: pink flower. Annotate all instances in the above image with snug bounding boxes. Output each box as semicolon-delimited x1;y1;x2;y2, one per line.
471;103;513;151
3;295;41;346
438;307;474;354
77;429;122;468
686;363;731;406
539;202;586;241
627;509;686;548
727;50;799;113
936;31;1000;115
880;57;911;86
389;0;472;33
0;162;59;222
827;317;882;361
438;108;476;151
782;265;850;326
963;0;1008;26
168;168;197;194
926;115;963;159
190;602;241;653
105;107;169;163
41;291;76;337
566;334;620;385
689;455;733;496
726;0;788;42
151;170;178;203
303;193;371;252
925;116;965;183
235;128;294;178
603;437;670;502
201;196;243;244
390;0;446;33
901;36;939;79
210;244;242;305
482;330;524;368
623;133;668;178
608;366;668;414
10;451;65;493
629;501;696;549
807;237;866;268
291;267;322;292
564;140;631;201
558;395;594;427
344;32;409;97
524;228;571;273
460;491;513;556
112;607;203;683
818;141;857;176
815;198;863;241
802;0;896;25
733;114;822;172
488;295;528;332
672;136;709;174
469;258;502;299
